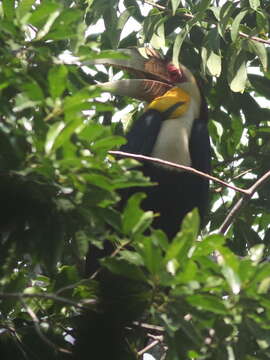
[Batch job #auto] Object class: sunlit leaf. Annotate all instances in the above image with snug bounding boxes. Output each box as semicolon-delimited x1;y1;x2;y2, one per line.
207;51;221;76
249;0;260;10
231;10;248;42
171;0;181;15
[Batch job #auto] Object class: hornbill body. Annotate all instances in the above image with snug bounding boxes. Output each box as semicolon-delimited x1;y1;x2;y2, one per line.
94;48;211;238
85;48;210;274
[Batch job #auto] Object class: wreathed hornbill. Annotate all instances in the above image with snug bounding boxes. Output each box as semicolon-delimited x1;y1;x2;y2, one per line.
93;48;211;238
75;49;211;360
85;48;210;275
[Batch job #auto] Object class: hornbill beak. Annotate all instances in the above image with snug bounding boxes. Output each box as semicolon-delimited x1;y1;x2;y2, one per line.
86;48;194;104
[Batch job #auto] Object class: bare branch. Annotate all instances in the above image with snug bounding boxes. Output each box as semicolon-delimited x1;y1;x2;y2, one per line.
239;31;270;45
109;150;248;195
218;196;248;235
138;339;160;356
219;170;270;234
248;170;270;195
133;322;165;332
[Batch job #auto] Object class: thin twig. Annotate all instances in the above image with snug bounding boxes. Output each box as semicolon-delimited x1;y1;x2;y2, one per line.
0;292;96;309
143;0;166;11
109;150;249;195
219;170;270;234
133;321;165;332
21;299;70;354
55;280;83;295
239;31;270;45
138;339;160;356
5;327;28;359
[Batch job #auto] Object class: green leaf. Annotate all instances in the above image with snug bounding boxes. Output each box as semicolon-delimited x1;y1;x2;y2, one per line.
75;230;90;258
91;136;126;152
258;276;270;294
54;265;79;291
165;210;199;267
2;272;28;315
256;10;268;34
48;65;68;99
14;93;38;111
82;173;113;191
50;117;83;154
2;0;15;20
193;234;226;257
209;6;220;21
171;0;181;15
248;40;268;71
249;0;260;10
78;122;107;142
173;28;189;67
249;74;270;98
103;5;129;49
29;2;61;29
16;0;36;19
196;0;212;13
102;258;147;281
231;10;248;42
21;81;44;101
186;294;228;315
137;236;163;276
35;8;61;40
218;247;241;294
63;88;100;117
230;59;247;93
248;244;265;263
219;1;234;39
122;193;153;235
151;20;165;49
45;121;65;155
207;51;221;76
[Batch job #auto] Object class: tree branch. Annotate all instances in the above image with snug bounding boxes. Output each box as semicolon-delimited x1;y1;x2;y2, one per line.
109;150;248;195
138;339;160;357
219;170;270;234
109;150;270;235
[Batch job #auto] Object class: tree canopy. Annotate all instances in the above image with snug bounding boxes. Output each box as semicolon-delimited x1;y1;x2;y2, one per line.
1;0;270;359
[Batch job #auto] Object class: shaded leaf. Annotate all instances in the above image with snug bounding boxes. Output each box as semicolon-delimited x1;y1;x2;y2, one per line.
48;65;68;99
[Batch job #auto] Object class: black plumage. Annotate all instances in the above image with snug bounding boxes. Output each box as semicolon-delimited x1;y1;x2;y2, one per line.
120;98;210;238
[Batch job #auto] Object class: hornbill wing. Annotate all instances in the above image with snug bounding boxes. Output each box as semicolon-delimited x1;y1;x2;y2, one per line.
190;118;211;174
121;109;163;156
189;117;211;222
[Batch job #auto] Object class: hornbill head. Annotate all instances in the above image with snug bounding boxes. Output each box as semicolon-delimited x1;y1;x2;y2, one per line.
89;48;202;123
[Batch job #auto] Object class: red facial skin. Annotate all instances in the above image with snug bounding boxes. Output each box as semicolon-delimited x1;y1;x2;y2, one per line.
167;63;186;84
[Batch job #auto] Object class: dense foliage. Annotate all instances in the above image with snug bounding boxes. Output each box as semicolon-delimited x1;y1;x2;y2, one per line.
0;0;270;359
